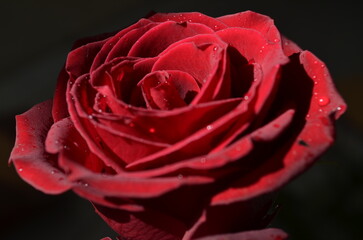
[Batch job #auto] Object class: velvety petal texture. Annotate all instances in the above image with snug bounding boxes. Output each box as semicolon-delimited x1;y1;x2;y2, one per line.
9;10;345;240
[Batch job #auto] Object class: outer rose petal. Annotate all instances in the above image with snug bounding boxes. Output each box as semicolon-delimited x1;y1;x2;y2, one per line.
211;51;346;206
194;228;288;240
9;100;72;194
95;204;187;240
148;12;228;31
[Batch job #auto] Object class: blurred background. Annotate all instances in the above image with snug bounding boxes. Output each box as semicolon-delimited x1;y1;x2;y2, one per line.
1;0;362;239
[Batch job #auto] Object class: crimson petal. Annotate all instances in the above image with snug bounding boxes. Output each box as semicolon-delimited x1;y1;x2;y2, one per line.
9;100;71;194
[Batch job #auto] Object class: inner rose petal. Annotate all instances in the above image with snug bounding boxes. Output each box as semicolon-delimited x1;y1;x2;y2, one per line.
152;41;223;86
138;70;200;110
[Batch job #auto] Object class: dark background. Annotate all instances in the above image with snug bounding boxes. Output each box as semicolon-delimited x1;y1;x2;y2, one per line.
1;1;362;239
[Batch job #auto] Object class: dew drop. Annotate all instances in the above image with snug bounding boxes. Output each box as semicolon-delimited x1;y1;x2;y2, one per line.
318;96;330;106
306;114;310;118
18;168;23;172
63;145;70;150
321;64;325;68
244;95;249;100
313;60;318;64
213;46;218;51
88;115;93;119
336;106;342;111
51;170;56;174
273;38;279;43
98;109;103;113
312;75;317;79
206;125;213;130
149;127;156;133
200;157;206;163
177;174;183;179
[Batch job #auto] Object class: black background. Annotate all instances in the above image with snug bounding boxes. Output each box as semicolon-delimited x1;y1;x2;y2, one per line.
1;1;362;239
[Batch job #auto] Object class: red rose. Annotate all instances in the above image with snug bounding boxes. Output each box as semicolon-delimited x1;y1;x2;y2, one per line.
9;11;345;240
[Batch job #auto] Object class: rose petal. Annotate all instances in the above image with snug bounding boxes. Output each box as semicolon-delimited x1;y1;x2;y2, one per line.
95;98;242;145
148;12;228;31
194;228;288;240
128;21;214;57
153;41;224;85
211;51;346;206
90;18;153;71
9;100;71;194
138;70;199;110
281;36;302;57
95;204;187;240
106;22;158;61
218;11;281;43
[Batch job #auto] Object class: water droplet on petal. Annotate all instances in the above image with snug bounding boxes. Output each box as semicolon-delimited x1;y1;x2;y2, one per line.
213;46;218;51
98;109;103;113
18;168;23;172
244;95;249;100
206;125;213;130
200;157;206;163
273;38;279;43
318;96;330;106
312;75;317;79
149;128;156;133
177;174;183;179
88;115;93;119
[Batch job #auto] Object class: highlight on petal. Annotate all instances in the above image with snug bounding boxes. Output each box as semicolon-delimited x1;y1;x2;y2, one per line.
218;10;281;43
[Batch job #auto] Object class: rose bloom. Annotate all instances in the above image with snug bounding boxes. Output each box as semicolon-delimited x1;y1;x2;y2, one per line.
10;11;345;240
